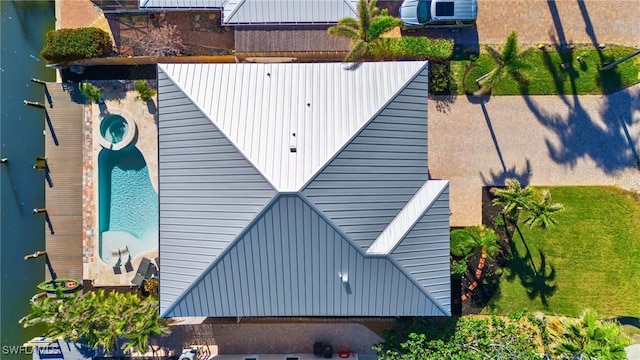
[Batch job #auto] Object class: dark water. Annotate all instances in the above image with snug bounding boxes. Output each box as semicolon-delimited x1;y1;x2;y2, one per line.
1;1;56;358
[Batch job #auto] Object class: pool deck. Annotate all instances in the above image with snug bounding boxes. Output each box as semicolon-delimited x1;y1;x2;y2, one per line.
84;81;159;287
44;83;84;281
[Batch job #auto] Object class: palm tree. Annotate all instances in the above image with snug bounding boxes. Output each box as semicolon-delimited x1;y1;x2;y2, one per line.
547;310;630;359
523;189;564;229
328;0;401;62
491;178;535;222
480;31;530;90
21;290;169;353
451;225;500;261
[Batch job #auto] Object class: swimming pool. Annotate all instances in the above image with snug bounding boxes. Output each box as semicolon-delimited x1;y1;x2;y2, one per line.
98;146;158;264
100;114;129;145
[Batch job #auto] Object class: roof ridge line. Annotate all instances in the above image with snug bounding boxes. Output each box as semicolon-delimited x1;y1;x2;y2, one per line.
298;61;429;192
157;64;279;192
343;0;358;14
367;180;449;255
222;0;247;24
161;193;281;317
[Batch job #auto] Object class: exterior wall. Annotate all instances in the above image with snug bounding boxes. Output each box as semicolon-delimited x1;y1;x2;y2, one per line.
164;195;447;317
391;183;451;312
302;67;429;250
158;68;277;313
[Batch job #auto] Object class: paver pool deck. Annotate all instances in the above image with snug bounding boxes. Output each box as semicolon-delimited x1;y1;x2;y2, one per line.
83;83;159;286
429;84;640;226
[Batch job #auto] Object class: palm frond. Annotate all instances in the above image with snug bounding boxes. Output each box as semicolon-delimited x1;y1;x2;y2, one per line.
328;24;361;41
357;0;371;41
344;40;368;63
336;17;359;28
502;30;519;63
368;0;380;17
485;45;503;65
367;15;402;41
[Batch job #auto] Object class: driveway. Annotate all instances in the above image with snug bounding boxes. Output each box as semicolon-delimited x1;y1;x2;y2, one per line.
428;84;640;226
379;0;640;47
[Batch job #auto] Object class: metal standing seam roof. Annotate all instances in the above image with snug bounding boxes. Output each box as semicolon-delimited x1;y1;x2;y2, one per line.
140;0;227;8
222;0;359;24
367;180;449;255
157;61;452;317
159;62;427;192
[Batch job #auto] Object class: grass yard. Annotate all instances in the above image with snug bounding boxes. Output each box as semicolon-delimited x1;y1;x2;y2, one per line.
451;44;640;95
484;186;640;317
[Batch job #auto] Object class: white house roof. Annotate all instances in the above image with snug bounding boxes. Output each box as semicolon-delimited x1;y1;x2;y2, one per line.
159;62;427;192
222;0;359;24
140;0;227;8
157;61;452;317
367;180;449;255
139;0;360;24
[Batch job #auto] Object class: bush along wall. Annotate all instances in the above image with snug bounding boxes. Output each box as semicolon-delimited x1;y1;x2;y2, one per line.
41;27;113;64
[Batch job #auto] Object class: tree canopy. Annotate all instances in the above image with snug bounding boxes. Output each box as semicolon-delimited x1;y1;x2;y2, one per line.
20;290;169;353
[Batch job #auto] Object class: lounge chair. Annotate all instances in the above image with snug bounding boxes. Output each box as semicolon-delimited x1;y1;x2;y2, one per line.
111;248;122;274
120;246;133;273
131;257;152;286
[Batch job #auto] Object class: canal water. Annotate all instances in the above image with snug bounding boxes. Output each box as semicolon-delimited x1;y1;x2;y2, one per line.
1;1;56;358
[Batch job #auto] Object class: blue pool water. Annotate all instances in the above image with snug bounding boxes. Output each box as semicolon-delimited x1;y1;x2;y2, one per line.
100;114;129;144
98;146;158;262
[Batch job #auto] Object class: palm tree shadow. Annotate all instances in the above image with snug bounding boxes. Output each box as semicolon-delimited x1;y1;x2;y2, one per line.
343;62;364;71
516;50;640;175
480;158;532;187
505;225;557;307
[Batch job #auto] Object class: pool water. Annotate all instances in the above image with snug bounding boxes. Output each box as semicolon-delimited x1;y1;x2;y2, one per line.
100;114;129;144
98;146;158;262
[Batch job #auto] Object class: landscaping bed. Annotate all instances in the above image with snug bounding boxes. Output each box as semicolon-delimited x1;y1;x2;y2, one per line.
452;44;640;95
465;186;640;318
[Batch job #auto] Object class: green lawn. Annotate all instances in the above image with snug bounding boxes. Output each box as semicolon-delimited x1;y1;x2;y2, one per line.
484;186;640;317
451;44;640;95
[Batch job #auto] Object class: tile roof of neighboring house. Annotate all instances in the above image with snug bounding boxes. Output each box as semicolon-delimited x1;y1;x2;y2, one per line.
157;62;451;317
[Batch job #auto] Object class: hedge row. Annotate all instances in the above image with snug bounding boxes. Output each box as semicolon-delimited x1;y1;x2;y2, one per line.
41;27;113;64
387;36;454;60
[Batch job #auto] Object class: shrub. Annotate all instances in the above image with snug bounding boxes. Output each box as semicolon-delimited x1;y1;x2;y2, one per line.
451;259;468;276
80;83;103;104
463;64;488;95
391;36;454;60
429;61;454;94
135;23;184;57
134;80;157;102
40;27;112;64
143;278;159;296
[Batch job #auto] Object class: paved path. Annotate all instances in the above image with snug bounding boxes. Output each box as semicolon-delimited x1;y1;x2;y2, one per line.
476;0;640;46
429;84;640;226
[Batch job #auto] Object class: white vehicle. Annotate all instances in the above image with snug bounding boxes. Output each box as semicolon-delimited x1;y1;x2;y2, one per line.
399;0;478;29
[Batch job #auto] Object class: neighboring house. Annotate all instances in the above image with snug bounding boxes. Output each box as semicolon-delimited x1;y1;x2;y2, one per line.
157;61;451;318
139;0;360;25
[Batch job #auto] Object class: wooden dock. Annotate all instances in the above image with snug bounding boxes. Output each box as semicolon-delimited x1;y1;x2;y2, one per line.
44;83;84;281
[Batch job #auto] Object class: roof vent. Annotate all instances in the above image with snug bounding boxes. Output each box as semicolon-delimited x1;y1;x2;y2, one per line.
290;133;297;153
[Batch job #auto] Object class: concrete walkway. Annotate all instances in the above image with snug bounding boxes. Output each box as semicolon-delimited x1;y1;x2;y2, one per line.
429;84;640;226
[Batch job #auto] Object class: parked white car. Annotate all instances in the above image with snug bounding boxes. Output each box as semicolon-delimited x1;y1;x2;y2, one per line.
399;0;478;29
